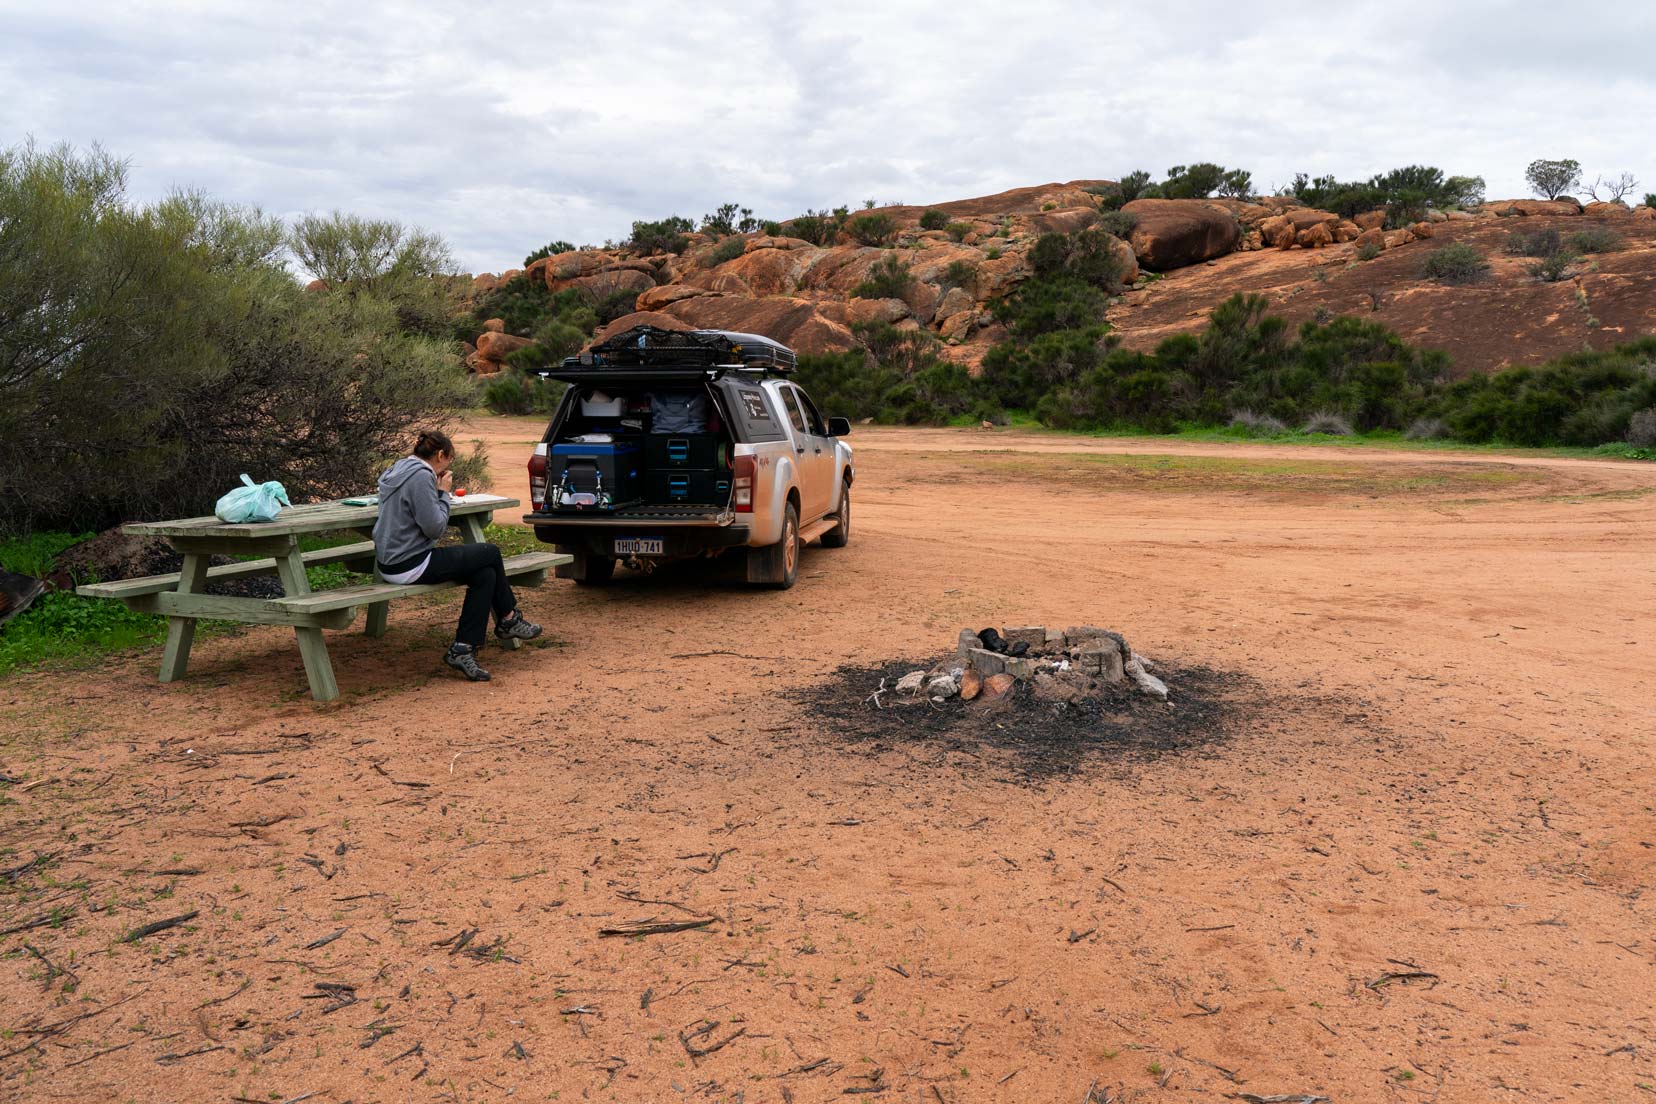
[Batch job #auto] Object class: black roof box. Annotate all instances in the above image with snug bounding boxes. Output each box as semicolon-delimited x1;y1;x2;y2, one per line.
572;325;796;372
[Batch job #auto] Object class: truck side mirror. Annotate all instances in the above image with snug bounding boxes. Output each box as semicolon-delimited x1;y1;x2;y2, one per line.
827;417;852;437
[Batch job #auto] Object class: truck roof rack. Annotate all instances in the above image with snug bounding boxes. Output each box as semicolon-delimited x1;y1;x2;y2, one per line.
555;325;797;374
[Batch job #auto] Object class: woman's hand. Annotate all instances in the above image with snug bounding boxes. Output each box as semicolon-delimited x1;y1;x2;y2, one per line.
436;470;455;493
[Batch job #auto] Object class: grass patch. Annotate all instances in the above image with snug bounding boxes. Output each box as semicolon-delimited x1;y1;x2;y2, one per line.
904;448;1543;499
0;524;541;677
0;532;171;675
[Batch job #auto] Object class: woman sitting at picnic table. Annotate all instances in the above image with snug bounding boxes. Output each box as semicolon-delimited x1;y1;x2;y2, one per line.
373;430;542;681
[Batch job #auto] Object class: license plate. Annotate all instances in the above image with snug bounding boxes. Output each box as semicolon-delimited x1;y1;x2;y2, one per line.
613;537;664;556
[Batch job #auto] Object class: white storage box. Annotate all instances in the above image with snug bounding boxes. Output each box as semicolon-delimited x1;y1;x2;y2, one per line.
580;390;624;417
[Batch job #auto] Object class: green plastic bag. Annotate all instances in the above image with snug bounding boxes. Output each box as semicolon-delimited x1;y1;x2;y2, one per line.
214;474;291;523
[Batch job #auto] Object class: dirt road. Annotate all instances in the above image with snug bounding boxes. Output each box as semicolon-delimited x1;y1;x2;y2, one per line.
3;423;1653;1103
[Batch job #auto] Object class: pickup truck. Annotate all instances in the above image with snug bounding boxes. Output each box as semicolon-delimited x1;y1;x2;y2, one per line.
523;326;854;589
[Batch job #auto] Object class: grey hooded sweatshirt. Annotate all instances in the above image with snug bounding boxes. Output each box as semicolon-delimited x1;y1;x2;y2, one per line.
373;456;451;569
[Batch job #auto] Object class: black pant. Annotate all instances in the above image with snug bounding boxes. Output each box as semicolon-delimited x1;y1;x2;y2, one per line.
416;544;516;647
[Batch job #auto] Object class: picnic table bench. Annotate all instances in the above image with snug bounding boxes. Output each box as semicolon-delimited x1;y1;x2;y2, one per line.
75;494;568;702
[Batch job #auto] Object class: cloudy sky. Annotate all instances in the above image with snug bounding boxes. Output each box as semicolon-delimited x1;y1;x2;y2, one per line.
5;0;1652;274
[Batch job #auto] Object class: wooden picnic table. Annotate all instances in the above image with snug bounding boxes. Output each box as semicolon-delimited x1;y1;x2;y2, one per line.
75;494;568;702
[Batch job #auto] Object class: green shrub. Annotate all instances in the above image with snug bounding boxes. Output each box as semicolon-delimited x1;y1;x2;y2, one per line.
996;276;1110;338
793;324;975;424
761;220;782;237
1568;226;1623;254
1528;251;1578;282
1094;211;1138;240
786;207;849;246
919;209;948;231
446;439;495;491
481;370;564;417
1421;242;1489;284
627;215;694;254
0;142;473;534
700;236;746;268
945;221;973;242
1356;242;1383;262
1505;228;1563;257
846;213;898;246
985;246;1002;260
1026;228;1128;291
1644;193;1656;209
523;240;575;266
850;254;912;300
942;260;977;292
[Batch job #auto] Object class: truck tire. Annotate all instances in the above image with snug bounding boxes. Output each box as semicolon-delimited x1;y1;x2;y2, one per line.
820;483;851;548
749;502;799;589
561;551;615;586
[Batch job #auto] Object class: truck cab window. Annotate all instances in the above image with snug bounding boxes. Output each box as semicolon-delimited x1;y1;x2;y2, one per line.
782;389;808;435
793;388;828;436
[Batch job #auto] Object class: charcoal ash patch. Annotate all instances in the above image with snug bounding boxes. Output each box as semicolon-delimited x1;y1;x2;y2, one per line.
790;656;1263;782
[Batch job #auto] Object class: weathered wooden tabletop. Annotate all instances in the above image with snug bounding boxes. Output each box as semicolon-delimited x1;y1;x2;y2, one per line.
123;494;517;540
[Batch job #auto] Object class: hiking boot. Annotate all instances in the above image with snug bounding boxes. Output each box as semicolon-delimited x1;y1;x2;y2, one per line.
494;611;542;642
0;572;45;631
443;643;491;682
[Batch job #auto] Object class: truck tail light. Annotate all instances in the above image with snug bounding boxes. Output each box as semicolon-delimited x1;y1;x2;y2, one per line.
528;442;548;510
732;453;754;512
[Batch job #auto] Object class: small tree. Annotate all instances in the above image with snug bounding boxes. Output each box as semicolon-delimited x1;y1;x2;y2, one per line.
1584;172;1639;203
628;215;694;254
288;211;453;286
1118;170;1152;203
1162;163;1227;199
1644;193;1656;209
846;213;897;246
700;203;757;236
1526;158;1582;200
523;240;575;266
1442;175;1486;208
919;209;948;231
1216;169;1253;199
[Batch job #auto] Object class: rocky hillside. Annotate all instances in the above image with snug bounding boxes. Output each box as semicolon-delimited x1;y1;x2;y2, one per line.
460;184;1656;378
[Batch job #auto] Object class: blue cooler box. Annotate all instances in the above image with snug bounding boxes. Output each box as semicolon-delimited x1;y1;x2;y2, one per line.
549;440;641;510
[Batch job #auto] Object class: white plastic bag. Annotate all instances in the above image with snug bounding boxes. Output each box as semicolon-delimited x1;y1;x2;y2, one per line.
214;474;290;523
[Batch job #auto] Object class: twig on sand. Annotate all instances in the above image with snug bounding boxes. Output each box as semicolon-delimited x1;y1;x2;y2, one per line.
679;1018;746;1060
1365;969;1439;991
123;911;198;942
599;917;715;938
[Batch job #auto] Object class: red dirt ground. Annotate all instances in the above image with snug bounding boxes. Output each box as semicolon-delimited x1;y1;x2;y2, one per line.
3;421;1654;1103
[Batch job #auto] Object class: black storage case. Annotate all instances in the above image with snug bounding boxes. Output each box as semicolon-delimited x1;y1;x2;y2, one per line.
645;434;727;470
645;468;732;506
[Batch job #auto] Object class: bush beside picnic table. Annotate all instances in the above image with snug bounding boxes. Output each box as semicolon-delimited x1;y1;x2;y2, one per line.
0;141;473;538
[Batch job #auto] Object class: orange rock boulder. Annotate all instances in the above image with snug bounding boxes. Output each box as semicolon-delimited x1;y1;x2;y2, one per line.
1121;199;1242;270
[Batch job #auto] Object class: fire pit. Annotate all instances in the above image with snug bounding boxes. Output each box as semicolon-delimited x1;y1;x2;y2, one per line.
883;626;1169;708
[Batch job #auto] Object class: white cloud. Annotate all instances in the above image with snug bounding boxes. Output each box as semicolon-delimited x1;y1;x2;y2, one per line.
3;0;1651;272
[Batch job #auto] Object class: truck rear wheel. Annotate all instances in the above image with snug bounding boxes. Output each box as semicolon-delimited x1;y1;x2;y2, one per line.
820;483;850;548
748;502;799;589
558;551;615;585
